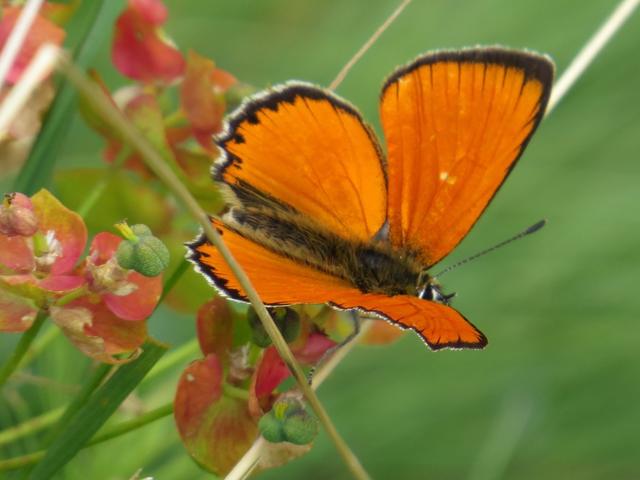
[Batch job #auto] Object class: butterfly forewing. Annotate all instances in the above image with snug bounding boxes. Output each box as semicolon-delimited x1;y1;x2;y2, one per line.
380;48;553;266
215;83;387;241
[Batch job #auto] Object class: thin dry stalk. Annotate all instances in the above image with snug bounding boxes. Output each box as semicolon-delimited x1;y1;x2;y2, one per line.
547;0;639;114
0;0;45;89
0;44;60;139
329;0;412;91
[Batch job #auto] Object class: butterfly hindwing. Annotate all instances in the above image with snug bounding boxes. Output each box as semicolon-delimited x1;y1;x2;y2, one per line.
188;220;359;304
189;222;485;350
380;48;554;266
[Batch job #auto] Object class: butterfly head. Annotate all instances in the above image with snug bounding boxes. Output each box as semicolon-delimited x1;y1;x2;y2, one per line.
416;273;456;305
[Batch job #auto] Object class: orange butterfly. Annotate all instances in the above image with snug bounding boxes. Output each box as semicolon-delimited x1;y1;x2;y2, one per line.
188;47;554;350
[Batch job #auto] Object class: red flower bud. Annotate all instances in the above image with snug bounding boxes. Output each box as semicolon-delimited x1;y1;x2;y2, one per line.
0;193;38;237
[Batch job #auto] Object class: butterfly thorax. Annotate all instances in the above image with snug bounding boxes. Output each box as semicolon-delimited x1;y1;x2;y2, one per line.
351;245;422;295
223;206;425;297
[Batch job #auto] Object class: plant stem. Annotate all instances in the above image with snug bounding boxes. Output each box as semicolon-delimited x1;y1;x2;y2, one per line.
86;402;173;445
145;338;199;382
223;383;250;401
0;311;47;389
0;451;42;472
0;406;63;447
57;53;371;480
29;340;168;479
0;402;174;472
55;285;89;307
16;323;58;370
158;258;190;304
163;109;184;127
76;146;131;218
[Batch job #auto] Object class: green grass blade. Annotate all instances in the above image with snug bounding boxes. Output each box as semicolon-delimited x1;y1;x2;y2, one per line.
12;0;122;194
28;339;168;480
43;363;112;443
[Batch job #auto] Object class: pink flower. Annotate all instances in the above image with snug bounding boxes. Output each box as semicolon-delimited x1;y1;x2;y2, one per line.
112;0;185;84
180;50;236;151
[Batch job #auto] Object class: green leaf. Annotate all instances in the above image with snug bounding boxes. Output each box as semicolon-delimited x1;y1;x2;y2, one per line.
12;1;123;194
44;363;112;443
174;353;258;476
28;339;168;479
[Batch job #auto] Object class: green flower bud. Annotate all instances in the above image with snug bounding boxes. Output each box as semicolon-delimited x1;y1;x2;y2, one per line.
130;224;152;237
260;397;314;444
282;411;318;445
115;226;170;277
274;308;301;343
273;397;300;420
247;307;301;347
258;410;286;443
247;308;272;348
115;241;135;269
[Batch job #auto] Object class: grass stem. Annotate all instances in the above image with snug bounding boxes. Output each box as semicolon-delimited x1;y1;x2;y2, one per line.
329;0;411;91
0;311;47;389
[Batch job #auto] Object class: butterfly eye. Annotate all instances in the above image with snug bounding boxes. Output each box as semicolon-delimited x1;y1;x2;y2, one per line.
419;284;456;305
418;284;440;302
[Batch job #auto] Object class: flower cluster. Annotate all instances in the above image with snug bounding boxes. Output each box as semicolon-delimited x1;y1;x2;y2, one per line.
0;190;165;363
67;0;251;315
171;294;404;475
83;0;241;189
173;299;344;475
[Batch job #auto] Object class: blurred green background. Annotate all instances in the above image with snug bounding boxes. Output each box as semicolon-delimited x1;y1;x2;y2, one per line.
1;0;639;478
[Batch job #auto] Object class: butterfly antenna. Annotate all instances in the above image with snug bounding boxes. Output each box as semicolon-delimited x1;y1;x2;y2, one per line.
433;219;546;278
